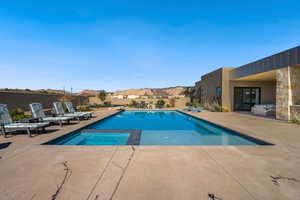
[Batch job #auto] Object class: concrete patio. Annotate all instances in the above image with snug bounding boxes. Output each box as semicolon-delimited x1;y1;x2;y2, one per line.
0;110;300;200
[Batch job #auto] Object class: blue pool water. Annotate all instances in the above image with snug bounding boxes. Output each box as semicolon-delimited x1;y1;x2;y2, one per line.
46;110;270;146
54;132;131;145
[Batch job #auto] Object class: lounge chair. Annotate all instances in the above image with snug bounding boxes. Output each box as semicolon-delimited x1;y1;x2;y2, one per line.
29;103;73;126
64;102;92;119
0;104;49;137
53;102;89;121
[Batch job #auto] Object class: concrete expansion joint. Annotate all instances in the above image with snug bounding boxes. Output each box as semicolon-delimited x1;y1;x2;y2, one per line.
86;146;120;200
109;146;136;200
202;148;258;200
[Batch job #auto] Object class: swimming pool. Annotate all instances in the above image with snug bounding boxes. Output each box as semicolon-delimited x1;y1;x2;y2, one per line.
45;110;271;146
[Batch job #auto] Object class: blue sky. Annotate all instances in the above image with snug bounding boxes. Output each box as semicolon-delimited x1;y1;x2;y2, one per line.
0;0;299;92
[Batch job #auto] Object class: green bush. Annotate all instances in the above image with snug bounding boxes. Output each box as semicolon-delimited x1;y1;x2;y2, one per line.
292;113;300;125
156;99;165;108
128;100;137;108
186;100;200;107
204;102;222;112
10;108;28;121
77;105;91;112
186;102;192;106
166;104;171;108
98;90;107;102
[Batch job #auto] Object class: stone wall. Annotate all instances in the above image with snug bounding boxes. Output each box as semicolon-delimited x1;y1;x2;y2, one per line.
290;65;300;105
276;67;292;120
0;92;88;111
276;65;300;120
291;105;300;121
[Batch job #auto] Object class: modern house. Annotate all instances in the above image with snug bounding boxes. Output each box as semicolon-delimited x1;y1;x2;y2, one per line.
127;95;140;99
193;45;300;121
112;94;125;99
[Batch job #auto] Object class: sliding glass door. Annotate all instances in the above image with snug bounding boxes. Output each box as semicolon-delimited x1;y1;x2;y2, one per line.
234;87;261;111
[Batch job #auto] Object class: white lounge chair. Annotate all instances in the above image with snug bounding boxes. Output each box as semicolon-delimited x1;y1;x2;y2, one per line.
53;102;89;121
30;103;73;126
0;104;49;137
64;102;92;119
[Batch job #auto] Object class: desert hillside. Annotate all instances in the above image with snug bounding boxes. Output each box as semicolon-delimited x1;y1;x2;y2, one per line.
113;86;189;97
78;90;102;96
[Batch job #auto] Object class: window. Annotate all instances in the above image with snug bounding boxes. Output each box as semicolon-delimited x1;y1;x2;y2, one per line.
216;87;221;97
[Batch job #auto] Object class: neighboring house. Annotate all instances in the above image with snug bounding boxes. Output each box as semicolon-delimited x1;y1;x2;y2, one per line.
112;95;125;99
141;95;149;99
127;95;140;99
193;45;300;121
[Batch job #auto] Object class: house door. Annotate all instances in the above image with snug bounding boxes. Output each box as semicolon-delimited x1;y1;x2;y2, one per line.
234;87;261;111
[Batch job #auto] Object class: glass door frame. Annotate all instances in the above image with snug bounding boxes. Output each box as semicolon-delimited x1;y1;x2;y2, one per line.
234;87;261;111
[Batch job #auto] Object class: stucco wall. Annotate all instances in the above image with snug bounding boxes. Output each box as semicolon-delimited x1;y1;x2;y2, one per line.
0;92;88;111
196;68;223;104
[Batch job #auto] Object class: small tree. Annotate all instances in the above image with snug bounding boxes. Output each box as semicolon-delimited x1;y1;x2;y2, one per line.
128;100;137;108
156;99;165;108
98;90;107;102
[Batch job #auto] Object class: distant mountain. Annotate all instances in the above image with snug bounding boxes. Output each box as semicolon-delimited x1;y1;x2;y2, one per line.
0;88;71;95
113;86;190;97
0;87;190;97
37;89;71;95
77;90;101;97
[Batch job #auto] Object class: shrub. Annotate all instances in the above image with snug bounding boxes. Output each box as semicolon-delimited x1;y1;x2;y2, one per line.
156;99;165;108
98;90;107;102
186;102;192;106
77;105;91;112
204;102;222;112
222;106;230;112
128;100;137;108
166;104;171;108
10;108;28;121
292;113;300;125
186;100;200;107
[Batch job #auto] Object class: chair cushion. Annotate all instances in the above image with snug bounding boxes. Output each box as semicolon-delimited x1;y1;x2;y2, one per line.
5;122;49;129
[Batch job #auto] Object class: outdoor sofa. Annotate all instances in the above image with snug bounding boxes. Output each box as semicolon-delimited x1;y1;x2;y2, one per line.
251;104;276;117
183;106;204;112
